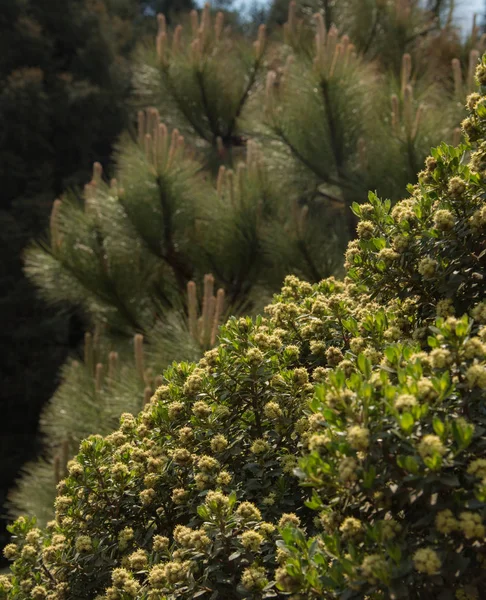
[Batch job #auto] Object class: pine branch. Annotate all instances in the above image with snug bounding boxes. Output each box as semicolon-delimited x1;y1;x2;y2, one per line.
226;57;261;142
320;79;345;178
405;23;440;45
274;125;354;193
164;68;212;142
156;175;193;289
196;69;221;140
323;0;332;32
362;5;383;56
275;125;327;181
33;242;142;332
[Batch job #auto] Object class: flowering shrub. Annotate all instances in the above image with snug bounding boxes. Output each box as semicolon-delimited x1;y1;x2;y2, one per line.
3;303;328;599
278;309;486;598
273;61;486;599
347;81;486;321
3;55;486;600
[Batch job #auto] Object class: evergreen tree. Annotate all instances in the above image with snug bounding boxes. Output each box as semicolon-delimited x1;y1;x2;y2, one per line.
7;0;481;524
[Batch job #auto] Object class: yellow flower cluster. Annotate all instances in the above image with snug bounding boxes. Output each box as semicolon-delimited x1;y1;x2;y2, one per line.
433;209;455;231
263;401;283;419
413;547;441;575
167;401;184;419
3;544;17;560
152;535;169;552
360;554;388;584
75;535;93;553
207;491;231;512
380;519;402;541
183;369;205;395
240;530;264;552
472;302;486;323
251;438;270;454
394;393;417;411
210;434;228;453
338;457;358;483
418;434;446;460
139;488;156;506
417;257;437;279
0;575;13;593
109;567;140;596
174;525;210;551
240;565;268;591
148;560;190;586
468;458;486;479
339;517;362;539
347;426;370;451
278;513;301;528
459;512;485;539
435;509;457;535
466;364;486;389
192;400;212;418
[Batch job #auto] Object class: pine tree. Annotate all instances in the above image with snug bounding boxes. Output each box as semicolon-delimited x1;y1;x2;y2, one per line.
8;0;481;523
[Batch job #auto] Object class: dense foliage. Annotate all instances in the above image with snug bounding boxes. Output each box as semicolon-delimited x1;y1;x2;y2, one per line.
2;54;486;600
26;0;480;327
10;0;482;524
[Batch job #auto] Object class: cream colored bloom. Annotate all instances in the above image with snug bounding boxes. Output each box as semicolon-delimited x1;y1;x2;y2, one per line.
347;426;370;451
339;517;362;539
459;512;485;539
418;435;446;459
338;457;358;483
435;509;458;534
418;257;438;279
240;530;263;551
413;547;441;574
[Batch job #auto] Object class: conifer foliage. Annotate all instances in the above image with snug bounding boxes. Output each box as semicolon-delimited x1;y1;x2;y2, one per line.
25;1;478;325
2;48;486;600
8;0;483;533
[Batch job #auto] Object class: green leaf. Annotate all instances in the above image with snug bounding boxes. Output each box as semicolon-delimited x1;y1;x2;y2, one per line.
388;545;402;565
455;316;470;337
368;191;379;204
372;237;386;251
404;456;419;474
305;491;323;510
228;551;241;561
385;346;397;364
433;417;445;437
357;353;371;378
439;475;460;487
400;412;414;433
424;454;442;471
197;505;210;520
452;419;474;450
363;465;376;489
228;491;237;509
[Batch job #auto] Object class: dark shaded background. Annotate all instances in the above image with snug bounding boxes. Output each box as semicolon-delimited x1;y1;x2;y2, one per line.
0;0;198;562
